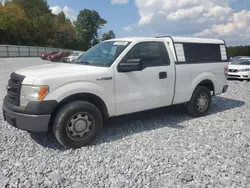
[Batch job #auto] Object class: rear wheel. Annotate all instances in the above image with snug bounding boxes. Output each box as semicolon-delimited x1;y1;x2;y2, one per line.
53;101;103;148
187;86;211;117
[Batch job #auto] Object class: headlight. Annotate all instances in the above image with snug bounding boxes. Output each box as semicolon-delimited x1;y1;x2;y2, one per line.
239;68;250;72
20;85;49;106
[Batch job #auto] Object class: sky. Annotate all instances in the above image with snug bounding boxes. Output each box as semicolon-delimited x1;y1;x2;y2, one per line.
48;0;250;45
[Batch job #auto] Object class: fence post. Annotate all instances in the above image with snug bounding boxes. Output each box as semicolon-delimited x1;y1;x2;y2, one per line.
6;45;9;57
18;45;20;57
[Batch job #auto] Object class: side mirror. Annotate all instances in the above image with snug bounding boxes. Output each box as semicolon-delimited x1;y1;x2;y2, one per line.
118;59;144;72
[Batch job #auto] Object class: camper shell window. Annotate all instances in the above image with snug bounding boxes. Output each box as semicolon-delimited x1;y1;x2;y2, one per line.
182;43;222;62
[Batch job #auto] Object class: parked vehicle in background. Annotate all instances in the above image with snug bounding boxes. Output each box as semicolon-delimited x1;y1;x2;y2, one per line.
229;56;249;64
71;52;85;64
61;51;84;63
46;51;60;60
228;58;250;80
49;51;71;62
40;51;58;60
2;36;229;148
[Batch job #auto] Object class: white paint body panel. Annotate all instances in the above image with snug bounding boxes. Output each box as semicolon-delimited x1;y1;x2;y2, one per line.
113;40;176;115
16;64;116;116
14;36;228;117
173;63;227;104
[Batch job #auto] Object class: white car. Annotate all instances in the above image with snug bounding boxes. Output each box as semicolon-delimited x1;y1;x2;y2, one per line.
228;58;250;80
61;52;84;63
229;56;249;64
2;36;229;148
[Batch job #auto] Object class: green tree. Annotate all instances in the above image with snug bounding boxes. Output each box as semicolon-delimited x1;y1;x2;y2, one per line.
2;0;77;47
0;3;28;44
101;30;115;41
53;11;77;48
75;9;107;50
5;0;54;45
92;37;100;46
7;0;50;15
57;11;69;24
0;1;113;51
227;46;250;57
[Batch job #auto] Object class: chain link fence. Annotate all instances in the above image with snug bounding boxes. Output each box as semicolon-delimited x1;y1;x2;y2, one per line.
0;45;73;58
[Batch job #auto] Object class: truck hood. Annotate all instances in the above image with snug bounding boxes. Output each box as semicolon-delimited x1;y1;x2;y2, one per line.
228;64;250;69
15;63;107;77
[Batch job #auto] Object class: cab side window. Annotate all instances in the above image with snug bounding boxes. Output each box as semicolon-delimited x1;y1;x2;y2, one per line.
124;42;168;67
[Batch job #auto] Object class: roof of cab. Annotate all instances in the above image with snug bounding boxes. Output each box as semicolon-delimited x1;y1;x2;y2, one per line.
106;37;157;42
106;36;225;44
164;36;225;44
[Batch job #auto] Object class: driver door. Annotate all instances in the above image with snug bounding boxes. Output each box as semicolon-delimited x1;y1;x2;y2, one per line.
114;41;175;116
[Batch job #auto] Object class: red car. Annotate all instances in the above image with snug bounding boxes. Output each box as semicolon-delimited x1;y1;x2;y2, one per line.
49;51;71;62
40;51;58;60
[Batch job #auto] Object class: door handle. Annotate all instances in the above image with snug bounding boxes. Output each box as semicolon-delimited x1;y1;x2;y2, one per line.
159;72;167;79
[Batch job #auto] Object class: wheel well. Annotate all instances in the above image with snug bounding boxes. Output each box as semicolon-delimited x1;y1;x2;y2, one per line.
197;80;215;95
49;93;109;127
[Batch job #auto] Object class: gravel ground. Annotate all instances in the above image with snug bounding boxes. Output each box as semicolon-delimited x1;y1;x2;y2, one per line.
0;58;250;188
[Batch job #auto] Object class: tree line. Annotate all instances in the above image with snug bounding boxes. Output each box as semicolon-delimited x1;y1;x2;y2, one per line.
0;0;116;51
227;45;250;58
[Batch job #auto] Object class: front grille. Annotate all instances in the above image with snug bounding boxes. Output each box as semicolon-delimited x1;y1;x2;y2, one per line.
229;69;238;73
228;74;240;78
6;72;25;106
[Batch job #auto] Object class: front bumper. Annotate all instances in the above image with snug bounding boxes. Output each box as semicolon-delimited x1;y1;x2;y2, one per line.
227;72;250;79
3;105;51;132
2;97;58;133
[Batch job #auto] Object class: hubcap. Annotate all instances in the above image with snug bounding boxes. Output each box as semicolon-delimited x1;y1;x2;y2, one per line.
74;120;87;132
197;93;209;112
66;112;94;141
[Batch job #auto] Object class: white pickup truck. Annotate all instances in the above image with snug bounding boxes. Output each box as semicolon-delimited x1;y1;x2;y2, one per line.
2;36;229;148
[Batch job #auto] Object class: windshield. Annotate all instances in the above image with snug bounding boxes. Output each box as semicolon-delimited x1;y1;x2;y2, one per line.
232;59;250;65
76;41;131;67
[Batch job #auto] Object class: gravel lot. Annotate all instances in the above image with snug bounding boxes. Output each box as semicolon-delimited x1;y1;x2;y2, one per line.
0;58;250;188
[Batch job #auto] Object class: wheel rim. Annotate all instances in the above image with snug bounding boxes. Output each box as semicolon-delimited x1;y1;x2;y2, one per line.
66;112;95;141
197;93;209;112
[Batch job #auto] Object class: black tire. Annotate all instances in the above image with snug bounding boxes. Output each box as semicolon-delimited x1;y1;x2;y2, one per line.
186;86;212;117
53;101;103;148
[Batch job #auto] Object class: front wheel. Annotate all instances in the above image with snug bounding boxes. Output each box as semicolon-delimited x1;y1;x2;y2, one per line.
186;86;212;117
53;101;103;148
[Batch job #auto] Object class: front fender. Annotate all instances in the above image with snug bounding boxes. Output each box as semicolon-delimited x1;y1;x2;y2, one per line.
44;81;115;116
